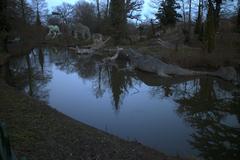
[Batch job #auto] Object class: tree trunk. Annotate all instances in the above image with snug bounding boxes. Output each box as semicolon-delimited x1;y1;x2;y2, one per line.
105;0;110;17
185;0;192;43
182;0;186;28
96;0;101;20
26;54;33;96
188;0;192;33
195;0;203;40
214;0;222;30
237;0;240;27
35;1;41;26
20;0;27;24
96;0;101;32
150;19;155;37
0;0;8;52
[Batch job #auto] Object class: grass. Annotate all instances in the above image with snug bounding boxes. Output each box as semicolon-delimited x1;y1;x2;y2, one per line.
133;32;240;69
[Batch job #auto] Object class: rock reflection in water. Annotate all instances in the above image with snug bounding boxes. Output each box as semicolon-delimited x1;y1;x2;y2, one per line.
5;47;240;159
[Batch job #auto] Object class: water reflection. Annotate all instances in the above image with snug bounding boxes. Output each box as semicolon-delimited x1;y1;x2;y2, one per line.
8;48;51;101
145;73;240;159
45;48;134;110
176;79;240;159
6;48;240;159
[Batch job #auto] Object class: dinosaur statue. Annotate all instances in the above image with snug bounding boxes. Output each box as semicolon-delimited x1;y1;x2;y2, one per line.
47;25;61;39
69;37;111;54
106;48;238;84
72;23;91;41
92;33;103;44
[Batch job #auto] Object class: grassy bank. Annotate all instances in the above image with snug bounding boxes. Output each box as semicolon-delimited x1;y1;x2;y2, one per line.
0;54;10;66
137;45;240;69
134;32;240;69
0;80;186;160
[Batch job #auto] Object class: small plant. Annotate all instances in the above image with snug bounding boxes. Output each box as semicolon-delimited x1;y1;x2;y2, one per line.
0;122;17;160
0;30;8;54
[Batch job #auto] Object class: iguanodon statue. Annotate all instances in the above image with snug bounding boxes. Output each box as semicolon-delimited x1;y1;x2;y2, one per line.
47;25;61;39
107;48;238;84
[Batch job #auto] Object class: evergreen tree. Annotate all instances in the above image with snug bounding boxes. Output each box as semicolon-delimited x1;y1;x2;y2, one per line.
195;0;201;34
194;0;204;41
155;0;181;27
205;0;215;53
31;0;47;26
110;0;126;43
109;0;143;43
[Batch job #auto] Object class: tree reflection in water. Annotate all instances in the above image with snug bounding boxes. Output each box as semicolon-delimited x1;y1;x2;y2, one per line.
45;48;134;110
175;78;240;160
7;48;52;101
147;74;240;159
108;64;133;110
5;47;240;159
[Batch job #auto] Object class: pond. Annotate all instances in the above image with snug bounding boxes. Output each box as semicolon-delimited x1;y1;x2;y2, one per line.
2;48;240;159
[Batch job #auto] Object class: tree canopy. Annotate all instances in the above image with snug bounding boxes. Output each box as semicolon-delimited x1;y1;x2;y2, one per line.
155;0;181;27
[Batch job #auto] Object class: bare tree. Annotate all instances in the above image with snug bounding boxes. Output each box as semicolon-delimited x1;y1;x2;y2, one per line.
181;0;186;26
188;0;192;41
110;0;144;40
19;0;27;24
54;2;74;25
96;0;101;20
150;0;162;9
16;0;34;25
74;1;97;32
31;0;47;26
214;0;223;29
105;0;110;17
237;0;240;27
194;0;204;40
125;0;144;20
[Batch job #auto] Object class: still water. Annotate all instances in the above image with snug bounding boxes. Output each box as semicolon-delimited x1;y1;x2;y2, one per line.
3;48;240;159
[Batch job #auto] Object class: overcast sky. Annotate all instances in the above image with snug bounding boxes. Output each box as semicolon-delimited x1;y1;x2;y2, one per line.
46;0;154;18
47;0;79;9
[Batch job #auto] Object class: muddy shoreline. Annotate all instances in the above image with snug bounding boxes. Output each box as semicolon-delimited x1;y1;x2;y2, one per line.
0;80;187;160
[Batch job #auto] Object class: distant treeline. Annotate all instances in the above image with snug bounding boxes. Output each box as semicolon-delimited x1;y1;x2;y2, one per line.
0;0;239;52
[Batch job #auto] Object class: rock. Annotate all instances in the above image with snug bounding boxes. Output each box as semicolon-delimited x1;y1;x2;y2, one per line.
214;67;238;82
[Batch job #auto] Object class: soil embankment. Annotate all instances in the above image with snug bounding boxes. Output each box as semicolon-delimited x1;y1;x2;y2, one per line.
0;80;185;160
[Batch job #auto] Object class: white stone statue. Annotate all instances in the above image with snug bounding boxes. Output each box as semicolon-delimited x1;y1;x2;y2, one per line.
72;23;91;41
47;25;61;39
92;33;103;44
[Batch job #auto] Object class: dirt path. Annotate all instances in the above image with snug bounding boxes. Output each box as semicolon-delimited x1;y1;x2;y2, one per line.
0;81;185;160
